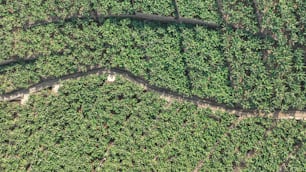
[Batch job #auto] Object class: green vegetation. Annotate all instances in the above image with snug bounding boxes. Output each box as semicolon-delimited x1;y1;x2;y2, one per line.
177;0;220;21
0;1;305;171
204;118;305;171
1;74;304;171
221;0;259;32
0;16;304;111
257;0;305;45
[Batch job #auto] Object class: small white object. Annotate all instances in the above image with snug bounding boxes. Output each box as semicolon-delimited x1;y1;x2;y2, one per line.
107;74;116;82
52;84;61;93
20;94;30;105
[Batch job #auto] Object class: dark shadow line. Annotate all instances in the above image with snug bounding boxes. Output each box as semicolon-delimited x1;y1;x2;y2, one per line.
0;50;67;73
20;12;219;31
0;56;37;68
251;0;263;31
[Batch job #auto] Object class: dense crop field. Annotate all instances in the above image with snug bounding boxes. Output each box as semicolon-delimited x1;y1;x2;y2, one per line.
0;0;305;171
1;74;305;171
0;0;305;111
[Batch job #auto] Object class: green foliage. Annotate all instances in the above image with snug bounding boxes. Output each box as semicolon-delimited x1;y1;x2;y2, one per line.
133;0;174;16
220;29;305;111
221;0;259;32
246;120;305;171
0;1;305;171
177;0;220;22
0;1;305;110
0;75;304;171
0;74;234;171
286;143;306;171
202;118;305;171
202;117;273;170
257;0;305;46
182;26;232;104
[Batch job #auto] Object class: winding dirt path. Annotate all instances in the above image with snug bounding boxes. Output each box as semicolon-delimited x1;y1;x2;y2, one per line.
0;67;305;120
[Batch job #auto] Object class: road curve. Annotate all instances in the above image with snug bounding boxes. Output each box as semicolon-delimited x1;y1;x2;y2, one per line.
0;67;305;120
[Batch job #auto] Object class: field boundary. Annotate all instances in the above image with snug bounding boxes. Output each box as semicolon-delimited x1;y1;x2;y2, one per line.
0;67;305;120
